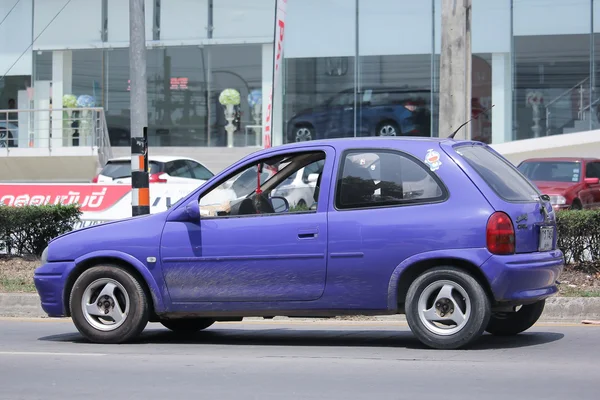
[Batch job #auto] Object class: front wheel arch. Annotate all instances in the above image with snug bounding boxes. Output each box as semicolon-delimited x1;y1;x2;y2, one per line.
393;257;495;311
64;256;158;320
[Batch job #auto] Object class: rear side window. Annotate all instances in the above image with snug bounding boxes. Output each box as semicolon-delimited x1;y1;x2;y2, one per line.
456;145;539;202
101;161;160;178
335;149;446;210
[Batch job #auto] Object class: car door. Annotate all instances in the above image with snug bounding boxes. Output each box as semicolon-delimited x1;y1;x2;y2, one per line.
160;146;334;305
584;161;600;208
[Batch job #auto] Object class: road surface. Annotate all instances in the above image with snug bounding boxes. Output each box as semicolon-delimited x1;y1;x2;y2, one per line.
0;318;598;399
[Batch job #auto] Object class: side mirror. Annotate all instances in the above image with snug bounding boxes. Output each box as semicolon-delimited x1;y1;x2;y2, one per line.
307;173;320;184
185;199;201;221
270;196;289;213
584;177;599;185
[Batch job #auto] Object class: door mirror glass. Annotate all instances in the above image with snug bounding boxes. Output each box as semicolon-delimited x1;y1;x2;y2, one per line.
270;196;289;213
584;177;599;185
185;199;201;221
307;173;320;184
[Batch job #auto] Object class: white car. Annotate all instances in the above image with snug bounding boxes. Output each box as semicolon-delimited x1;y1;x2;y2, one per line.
271;160;324;208
92;156;215;184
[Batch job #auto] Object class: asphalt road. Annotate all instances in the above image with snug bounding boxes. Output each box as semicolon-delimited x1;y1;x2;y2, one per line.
0;318;598;400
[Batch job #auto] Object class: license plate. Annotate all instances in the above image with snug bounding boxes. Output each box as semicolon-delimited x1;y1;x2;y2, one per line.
538;226;554;252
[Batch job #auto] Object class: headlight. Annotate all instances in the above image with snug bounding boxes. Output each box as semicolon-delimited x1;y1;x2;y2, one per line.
548;195;566;205
41;246;49;264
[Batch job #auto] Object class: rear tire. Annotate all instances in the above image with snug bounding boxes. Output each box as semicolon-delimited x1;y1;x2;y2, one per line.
161;318;215;333
485;300;545;336
405;267;491;350
69;265;150;344
570;200;583;210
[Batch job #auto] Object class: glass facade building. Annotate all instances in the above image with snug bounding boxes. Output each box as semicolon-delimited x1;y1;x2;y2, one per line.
2;0;600;149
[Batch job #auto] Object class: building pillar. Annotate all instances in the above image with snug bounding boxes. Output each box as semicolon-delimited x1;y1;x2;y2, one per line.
491;52;513;144
439;0;472;140
51;50;73;148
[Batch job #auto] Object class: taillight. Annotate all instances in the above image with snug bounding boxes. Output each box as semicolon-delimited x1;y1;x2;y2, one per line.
486;211;515;255
91;175;99;183
149;173;168;183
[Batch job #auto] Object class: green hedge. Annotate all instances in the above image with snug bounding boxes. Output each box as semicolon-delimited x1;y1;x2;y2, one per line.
0;204;81;257
556;210;600;271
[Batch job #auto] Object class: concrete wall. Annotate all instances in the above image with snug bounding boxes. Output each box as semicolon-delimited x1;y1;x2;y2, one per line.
0;156;98;182
491;129;600;166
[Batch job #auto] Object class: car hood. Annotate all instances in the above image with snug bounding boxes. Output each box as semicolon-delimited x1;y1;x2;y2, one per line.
49;213;155;244
531;180;577;194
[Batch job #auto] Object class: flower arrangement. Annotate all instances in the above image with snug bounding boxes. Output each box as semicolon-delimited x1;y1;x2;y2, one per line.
219;88;241;106
63;94;77;108
526;91;544;107
247;89;262;108
76;94;96;108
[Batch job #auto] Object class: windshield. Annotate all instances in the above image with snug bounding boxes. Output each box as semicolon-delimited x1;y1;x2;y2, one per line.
518;161;582;183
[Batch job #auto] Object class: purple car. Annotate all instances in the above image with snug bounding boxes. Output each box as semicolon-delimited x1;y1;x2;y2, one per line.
34;137;564;350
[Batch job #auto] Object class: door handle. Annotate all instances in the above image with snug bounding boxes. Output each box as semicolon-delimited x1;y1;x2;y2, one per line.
298;229;318;239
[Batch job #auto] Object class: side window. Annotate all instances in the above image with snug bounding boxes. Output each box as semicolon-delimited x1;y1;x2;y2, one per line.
335;150;446;210
586;162;600;179
187;161;214;180
166;161;193;178
199;151;327;218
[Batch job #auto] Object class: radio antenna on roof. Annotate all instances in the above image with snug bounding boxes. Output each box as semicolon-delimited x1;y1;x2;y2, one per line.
447;104;495;139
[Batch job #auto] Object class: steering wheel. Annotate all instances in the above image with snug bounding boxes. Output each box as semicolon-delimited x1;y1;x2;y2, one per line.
253;192;275;214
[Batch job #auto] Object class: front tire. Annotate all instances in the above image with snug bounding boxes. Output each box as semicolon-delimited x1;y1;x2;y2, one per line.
405;267;491;350
69;265;150;344
161;318;215;333
485;300;545;336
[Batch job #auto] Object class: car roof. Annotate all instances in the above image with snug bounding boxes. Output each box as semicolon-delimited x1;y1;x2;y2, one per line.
267;136;454;151
520;157;600;163
107;155;200;163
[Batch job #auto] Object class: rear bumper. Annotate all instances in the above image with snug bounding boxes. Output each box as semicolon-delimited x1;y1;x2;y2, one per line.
481;249;564;304
33;261;74;317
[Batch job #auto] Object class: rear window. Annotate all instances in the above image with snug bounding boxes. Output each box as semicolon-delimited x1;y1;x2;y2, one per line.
455;145;540;202
518;161;581;183
101;160;161;178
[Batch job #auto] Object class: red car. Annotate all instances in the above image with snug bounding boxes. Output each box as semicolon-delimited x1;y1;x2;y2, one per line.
517;157;600;210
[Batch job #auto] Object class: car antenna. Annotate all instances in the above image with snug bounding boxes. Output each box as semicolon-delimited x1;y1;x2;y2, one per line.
447;104;495;139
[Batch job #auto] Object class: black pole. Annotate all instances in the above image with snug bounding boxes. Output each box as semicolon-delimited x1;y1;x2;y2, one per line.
131;126;149;216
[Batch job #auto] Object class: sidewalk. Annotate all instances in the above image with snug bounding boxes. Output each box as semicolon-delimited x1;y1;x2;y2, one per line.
1;293;599;323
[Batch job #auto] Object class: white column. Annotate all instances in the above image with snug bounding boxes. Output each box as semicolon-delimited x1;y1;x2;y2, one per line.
262;43;273;147
51;50;73;148
17;90;30;148
491;52;513;144
34;81;51;149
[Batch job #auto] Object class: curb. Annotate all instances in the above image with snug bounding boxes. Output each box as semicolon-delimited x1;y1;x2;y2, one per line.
1;293;599;323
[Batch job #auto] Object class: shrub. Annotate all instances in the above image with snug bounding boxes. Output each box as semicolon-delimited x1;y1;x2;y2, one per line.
556;210;600;272
0;204;81;257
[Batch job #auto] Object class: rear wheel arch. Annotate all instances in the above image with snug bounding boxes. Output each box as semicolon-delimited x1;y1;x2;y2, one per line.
393;257;496;310
63;256;159;320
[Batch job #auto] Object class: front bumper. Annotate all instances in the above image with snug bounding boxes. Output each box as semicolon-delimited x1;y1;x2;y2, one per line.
33;261;75;317
481;249;564;304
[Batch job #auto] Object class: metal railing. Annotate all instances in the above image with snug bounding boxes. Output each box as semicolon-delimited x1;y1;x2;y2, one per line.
0;107;113;164
545;77;590;135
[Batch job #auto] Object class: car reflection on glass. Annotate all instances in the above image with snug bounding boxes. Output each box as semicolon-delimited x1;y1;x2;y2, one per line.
286;86;431;143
